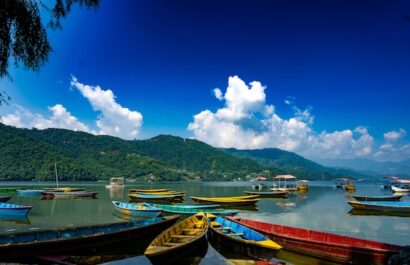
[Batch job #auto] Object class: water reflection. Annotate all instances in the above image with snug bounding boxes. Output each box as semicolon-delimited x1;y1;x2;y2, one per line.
348;209;410;218
0;214;31;225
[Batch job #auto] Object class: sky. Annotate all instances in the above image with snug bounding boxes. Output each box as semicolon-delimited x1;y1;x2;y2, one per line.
1;0;410;162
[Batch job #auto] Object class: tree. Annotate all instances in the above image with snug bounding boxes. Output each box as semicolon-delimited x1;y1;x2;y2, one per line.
0;0;99;78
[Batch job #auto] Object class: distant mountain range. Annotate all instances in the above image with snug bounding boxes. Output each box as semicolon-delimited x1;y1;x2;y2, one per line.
0;123;397;181
315;158;410;178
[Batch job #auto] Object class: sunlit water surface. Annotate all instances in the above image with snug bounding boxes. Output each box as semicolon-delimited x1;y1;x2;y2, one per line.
1;181;409;264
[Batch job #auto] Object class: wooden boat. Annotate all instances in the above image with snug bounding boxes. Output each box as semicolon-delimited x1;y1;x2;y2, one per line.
43;187;87;192
229;217;403;265
0;215;179;257
42;190;98;198
190;196;259;206
129;188;170;193
349;208;410;217
105;177;125;189
206;214;281;261
351;194;403;201
161;204;221;209
152;203;238;215
244;191;288;198
347;201;410;212
0;196;11;202
129;193;183;201
112;201;161;218
129;189;185;195
144;212;209;264
0;202;32;216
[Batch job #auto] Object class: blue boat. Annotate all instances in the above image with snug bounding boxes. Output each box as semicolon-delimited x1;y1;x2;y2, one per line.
17;189;45;196
129;193;183;200
152;203;238;215
348;201;410;212
0;202;32;216
206;214;282;260
112;201;162;218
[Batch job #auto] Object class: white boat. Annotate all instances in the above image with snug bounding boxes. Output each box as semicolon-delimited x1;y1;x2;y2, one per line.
270;175;298;192
391;185;410;193
106;177;125;189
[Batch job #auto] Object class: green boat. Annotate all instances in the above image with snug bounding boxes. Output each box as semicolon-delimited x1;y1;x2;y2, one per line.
152;203;238;216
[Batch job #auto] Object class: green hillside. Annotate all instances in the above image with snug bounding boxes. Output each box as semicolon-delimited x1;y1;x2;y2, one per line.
0;124;269;181
0;124;348;181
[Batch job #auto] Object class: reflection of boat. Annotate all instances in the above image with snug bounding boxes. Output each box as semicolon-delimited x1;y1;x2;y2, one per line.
106;177;125;189
0;187;19;193
244;191;287;198
276;202;296;208
129;188;170;193
145;213;208;265
112;201;161;218
0;215;179;257
347;201;410;212
349;208;410;217
0;214;31;224
207;214;281;261
230;217;403;265
17;189;44;196
0;196;11;202
351;194;403;201
190;195;259;206
0;202;32;216
152;203;238;216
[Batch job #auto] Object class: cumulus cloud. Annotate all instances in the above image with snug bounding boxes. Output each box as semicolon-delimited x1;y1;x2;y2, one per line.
70;76;143;139
1;77;143;140
383;128;406;141
1;104;91;132
188;75;381;159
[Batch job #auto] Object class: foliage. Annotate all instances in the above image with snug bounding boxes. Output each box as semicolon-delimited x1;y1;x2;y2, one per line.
0;0;99;78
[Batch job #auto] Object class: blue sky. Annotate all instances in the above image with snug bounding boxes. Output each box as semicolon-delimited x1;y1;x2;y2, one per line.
1;0;410;161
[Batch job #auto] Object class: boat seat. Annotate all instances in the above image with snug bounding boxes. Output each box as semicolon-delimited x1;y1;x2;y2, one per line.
229;233;244;236
163;242;180;246
171;235;196;238
221;227;232;230
181;229;202;232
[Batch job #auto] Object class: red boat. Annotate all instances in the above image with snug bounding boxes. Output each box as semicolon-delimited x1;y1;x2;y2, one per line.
228;217;403;265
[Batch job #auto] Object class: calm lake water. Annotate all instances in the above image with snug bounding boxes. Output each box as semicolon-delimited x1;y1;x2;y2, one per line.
1;181;409;265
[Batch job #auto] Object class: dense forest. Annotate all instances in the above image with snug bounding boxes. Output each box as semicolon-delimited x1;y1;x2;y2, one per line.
0;124;346;181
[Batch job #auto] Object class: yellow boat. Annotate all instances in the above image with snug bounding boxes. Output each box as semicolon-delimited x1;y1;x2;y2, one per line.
129;188;171;193
144;212;209;264
44;187;86;192
206;213;281;260
190;195;259;206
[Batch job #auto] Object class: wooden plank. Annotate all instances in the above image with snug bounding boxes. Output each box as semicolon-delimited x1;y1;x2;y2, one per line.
171;235;196;238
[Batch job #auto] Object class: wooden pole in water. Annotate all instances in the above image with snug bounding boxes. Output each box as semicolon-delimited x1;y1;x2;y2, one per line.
55;162;59;188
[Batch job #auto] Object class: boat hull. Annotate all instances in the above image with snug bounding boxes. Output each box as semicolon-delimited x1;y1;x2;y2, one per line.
112;201;161;218
207;225;280;261
190;196;259;206
348;201;410;212
0;215;179;257
152;204;237;215
0;203;32;216
244;191;288;198
42;191;98;198
230;217;402;265
351;194;403;201
391;186;410;193
0;196;11;202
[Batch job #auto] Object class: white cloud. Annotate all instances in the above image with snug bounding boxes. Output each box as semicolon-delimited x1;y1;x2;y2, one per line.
1;77;144;140
213;88;223;100
383;128;406;141
188;75;380;160
1;104;91;132
70;76;143;139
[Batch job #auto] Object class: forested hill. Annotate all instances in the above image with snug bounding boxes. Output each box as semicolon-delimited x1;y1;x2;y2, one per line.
0;124;346;181
0;124;270;181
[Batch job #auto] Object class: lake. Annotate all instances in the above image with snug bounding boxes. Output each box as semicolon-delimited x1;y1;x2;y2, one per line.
1;181;409;265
